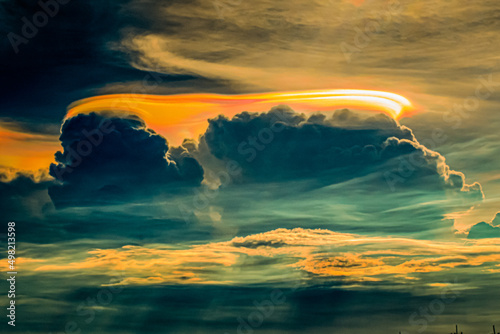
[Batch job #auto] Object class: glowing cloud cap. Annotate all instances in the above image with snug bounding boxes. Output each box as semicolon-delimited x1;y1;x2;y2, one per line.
66;89;414;144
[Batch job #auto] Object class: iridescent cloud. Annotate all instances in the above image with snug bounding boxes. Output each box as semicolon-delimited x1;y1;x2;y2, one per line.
66;89;414;145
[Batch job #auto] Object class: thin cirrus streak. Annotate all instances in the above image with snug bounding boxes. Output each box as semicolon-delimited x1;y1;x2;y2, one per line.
66;89;414;145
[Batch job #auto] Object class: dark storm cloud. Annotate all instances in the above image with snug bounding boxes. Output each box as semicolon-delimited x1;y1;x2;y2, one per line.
200;107;410;180
0;169;52;194
198;107;483;198
48;112;203;207
1;0;130;121
0;177;215;246
0;0;208;128
468;212;500;239
0;169;54;219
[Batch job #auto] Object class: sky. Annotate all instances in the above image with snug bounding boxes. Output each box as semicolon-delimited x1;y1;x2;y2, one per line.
1;0;500;333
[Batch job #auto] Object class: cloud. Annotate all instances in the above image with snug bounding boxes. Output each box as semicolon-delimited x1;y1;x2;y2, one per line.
48;112;204;207
19;227;500;287
117;0;500;99
197;107;483;199
1;108;483;238
0;168;54;219
468;212;500;239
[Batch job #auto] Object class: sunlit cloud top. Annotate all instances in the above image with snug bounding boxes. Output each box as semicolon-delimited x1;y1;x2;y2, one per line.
67;89;414;144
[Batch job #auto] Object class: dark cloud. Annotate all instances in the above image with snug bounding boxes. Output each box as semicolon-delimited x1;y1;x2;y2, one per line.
197;107;483;198
468;212;500;239
0;0;211;127
0;173;215;246
0;117;61;136
0;169;54;219
48;112;203;207
232;239;287;249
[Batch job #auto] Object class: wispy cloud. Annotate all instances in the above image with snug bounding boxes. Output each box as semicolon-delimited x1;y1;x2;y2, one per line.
17;228;498;288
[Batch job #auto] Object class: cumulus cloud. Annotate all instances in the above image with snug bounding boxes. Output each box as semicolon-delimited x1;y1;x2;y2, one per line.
468;212;500;239
196;107;483;199
48;112;204;207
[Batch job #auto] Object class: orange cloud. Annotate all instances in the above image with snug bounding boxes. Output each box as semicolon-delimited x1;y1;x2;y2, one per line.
1;90;414;171
23;228;500;287
0;125;59;171
66;89;414;145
